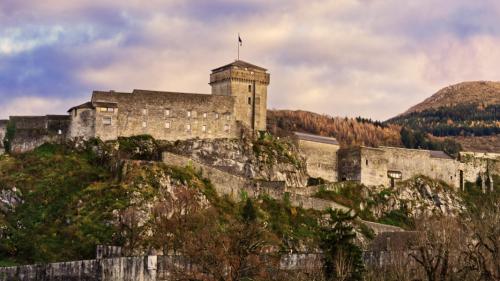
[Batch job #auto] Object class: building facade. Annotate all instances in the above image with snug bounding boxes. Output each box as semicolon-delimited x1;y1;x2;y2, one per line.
295;132;498;190
68;60;270;141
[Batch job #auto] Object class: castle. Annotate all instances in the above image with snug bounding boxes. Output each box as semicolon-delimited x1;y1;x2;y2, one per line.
0;59;498;191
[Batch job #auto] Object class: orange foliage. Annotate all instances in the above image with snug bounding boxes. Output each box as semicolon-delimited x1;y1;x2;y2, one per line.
267;110;402;147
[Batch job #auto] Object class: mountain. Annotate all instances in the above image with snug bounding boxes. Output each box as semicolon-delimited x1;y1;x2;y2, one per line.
403;81;500;114
387;81;500;152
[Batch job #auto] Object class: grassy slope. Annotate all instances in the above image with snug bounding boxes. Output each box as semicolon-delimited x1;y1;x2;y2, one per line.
0;142;324;265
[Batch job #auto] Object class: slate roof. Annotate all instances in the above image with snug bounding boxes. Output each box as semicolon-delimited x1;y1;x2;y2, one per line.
294;132;339;145
212;60;267;72
429;150;453;159
67;102;94;112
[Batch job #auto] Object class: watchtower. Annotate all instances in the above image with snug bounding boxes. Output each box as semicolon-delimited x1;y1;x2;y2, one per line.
210;60;270;131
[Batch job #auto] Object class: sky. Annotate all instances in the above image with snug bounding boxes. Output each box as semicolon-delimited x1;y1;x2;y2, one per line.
1;0;500;120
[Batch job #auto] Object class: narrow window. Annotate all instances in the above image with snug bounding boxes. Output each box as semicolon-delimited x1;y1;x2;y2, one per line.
224;124;230;132
203;112;207;118
186;124;191;131
248;97;252;105
165;121;171;129
103;117;112;125
202;125;207;132
142;108;147;115
215;113;219;119
57;129;62;135
142;121;147;128
165;109;170;116
248;85;252;92
187;110;191;118
366;159;369;166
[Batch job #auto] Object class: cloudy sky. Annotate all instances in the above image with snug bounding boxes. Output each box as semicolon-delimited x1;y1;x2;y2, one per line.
1;0;500;120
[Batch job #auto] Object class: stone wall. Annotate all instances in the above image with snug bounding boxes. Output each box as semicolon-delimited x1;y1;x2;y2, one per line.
69;108;95;139
8;116;70;153
338;146;483;189
91;90;239;141
296;138;340;182
338;147;362;181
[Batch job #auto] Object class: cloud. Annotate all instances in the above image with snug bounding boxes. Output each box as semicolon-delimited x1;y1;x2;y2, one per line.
1;0;500;120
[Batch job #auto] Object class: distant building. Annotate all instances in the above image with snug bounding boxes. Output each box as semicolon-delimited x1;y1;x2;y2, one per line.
294;133;499;190
68;60;270;141
1;60;270;152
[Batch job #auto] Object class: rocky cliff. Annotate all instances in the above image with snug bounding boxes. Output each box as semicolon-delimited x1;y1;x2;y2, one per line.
160;134;309;187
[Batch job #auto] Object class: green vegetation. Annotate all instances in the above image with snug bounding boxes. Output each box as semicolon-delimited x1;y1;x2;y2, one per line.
319;209;364;281
2;121;15;153
400;127;462;157
253;131;303;168
390;104;500;137
0;138;358;272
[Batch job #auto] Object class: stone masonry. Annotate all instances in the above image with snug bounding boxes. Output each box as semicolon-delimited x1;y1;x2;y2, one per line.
68;60;270;142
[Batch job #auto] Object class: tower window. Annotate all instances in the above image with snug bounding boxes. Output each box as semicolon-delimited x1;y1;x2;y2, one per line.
248;97;252;105
203;112;207;118
103;117;112;125
187;110;191;118
142;108;147;115
215;113;219;119
202;125;207;132
165;121;171;129
165;109;170;116
248;85;252;92
224;124;230;132
186;124;191;131
142;121;147;128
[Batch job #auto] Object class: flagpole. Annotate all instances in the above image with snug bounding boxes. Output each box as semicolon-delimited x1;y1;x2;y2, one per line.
237;33;240;60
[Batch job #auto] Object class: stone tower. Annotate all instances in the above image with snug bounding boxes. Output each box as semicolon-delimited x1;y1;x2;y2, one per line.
210;60;270;131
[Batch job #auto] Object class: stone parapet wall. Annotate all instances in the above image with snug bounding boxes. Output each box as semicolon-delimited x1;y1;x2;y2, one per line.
297;139;340;182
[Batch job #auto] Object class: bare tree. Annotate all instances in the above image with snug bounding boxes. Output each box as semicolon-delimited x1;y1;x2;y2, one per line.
409;216;465;281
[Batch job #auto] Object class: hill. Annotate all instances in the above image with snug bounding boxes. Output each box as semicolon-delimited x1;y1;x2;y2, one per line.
267;110;402;147
387;81;500;152
403;81;500;114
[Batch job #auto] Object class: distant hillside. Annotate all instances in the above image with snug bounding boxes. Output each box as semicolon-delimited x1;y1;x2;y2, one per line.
387;81;500;152
267;110;402;147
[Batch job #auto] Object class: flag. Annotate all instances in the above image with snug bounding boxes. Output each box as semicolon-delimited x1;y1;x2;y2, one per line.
238;34;242;46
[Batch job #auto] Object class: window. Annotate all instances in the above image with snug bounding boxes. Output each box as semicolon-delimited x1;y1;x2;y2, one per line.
142;121;147;128
226;114;231;120
142;108;147;115
203;112;207;118
366;159;368;166
100;107;114;113
248;97;252;105
103;117;112;125
165;109;170;116
248;85;252;92
224;124;230;132
186;124;191;131
57;129;62;135
165;121;171;129
202;125;207;132
215;113;219;119
187;110;191;118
